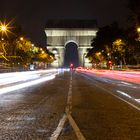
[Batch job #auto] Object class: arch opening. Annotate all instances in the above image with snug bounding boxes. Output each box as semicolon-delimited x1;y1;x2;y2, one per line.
64;42;79;68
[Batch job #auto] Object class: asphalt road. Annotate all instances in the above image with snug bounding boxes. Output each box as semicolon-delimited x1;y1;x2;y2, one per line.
0;70;140;140
71;71;140;140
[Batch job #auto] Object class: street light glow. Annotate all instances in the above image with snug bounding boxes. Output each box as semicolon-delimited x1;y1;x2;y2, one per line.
20;37;24;40
0;25;7;31
137;27;140;32
41;50;45;54
0;20;14;37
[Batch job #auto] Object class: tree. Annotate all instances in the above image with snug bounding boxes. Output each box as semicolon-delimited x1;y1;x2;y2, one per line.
123;27;140;64
87;22;123;66
112;39;126;66
32;48;54;64
128;0;140;26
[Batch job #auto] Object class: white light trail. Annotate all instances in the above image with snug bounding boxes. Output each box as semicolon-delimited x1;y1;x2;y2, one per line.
0;69;58;86
0;74;40;86
0;69;58;79
0;74;56;95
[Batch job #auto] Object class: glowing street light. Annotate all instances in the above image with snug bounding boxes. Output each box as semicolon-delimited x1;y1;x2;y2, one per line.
0;20;13;37
97;52;101;55
137;27;140;32
41;50;45;54
20;37;23;40
0;25;7;31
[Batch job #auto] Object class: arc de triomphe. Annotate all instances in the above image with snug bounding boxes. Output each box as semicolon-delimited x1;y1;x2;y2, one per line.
45;20;97;68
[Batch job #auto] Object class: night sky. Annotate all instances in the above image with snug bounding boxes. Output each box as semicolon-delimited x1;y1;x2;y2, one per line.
0;0;130;46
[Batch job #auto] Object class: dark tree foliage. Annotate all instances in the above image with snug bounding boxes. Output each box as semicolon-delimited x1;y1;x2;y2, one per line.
128;0;140;25
122;27;140;64
88;22;140;65
88;22;122;57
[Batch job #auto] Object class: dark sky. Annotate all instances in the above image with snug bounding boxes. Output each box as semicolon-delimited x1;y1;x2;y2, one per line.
0;0;130;46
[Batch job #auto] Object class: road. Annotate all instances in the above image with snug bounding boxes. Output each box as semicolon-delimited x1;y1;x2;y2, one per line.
0;69;140;139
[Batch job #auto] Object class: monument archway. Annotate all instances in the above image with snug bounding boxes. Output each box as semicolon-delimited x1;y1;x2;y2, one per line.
64;41;79;67
45;20;98;68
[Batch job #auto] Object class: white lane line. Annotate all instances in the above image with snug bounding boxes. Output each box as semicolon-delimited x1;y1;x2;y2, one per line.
81;74;140;111
50;114;67;140
121;81;132;86
116;90;132;99
120;81;139;89
135;99;140;103
112;93;140;111
116;90;140;104
50;74;73;140
67;114;86;140
66;76;73;114
66;74;86;140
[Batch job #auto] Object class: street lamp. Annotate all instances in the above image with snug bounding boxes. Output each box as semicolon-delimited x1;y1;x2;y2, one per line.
0;25;7;31
0;23;8;34
20;37;24;41
41;50;45;54
0;20;14;38
137;27;140;32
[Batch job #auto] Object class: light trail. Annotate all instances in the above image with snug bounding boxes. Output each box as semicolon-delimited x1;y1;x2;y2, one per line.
76;68;140;84
0;69;58;86
0;69;58;79
0;74;56;95
0;74;40;86
0;69;59;95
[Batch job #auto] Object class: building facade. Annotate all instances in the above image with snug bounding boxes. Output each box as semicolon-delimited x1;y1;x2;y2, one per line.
45;20;98;67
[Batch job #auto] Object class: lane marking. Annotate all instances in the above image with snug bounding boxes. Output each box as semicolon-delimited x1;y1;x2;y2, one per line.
116;90;140;104
50;114;67;140
50;75;73;140
135;99;140;103
67;114;86;140
66;74;73;114
120;81;139;89
111;94;140;111
51;73;86;140
66;74;86;140
81;73;140;111
116;90;132;98
121;81;132;86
